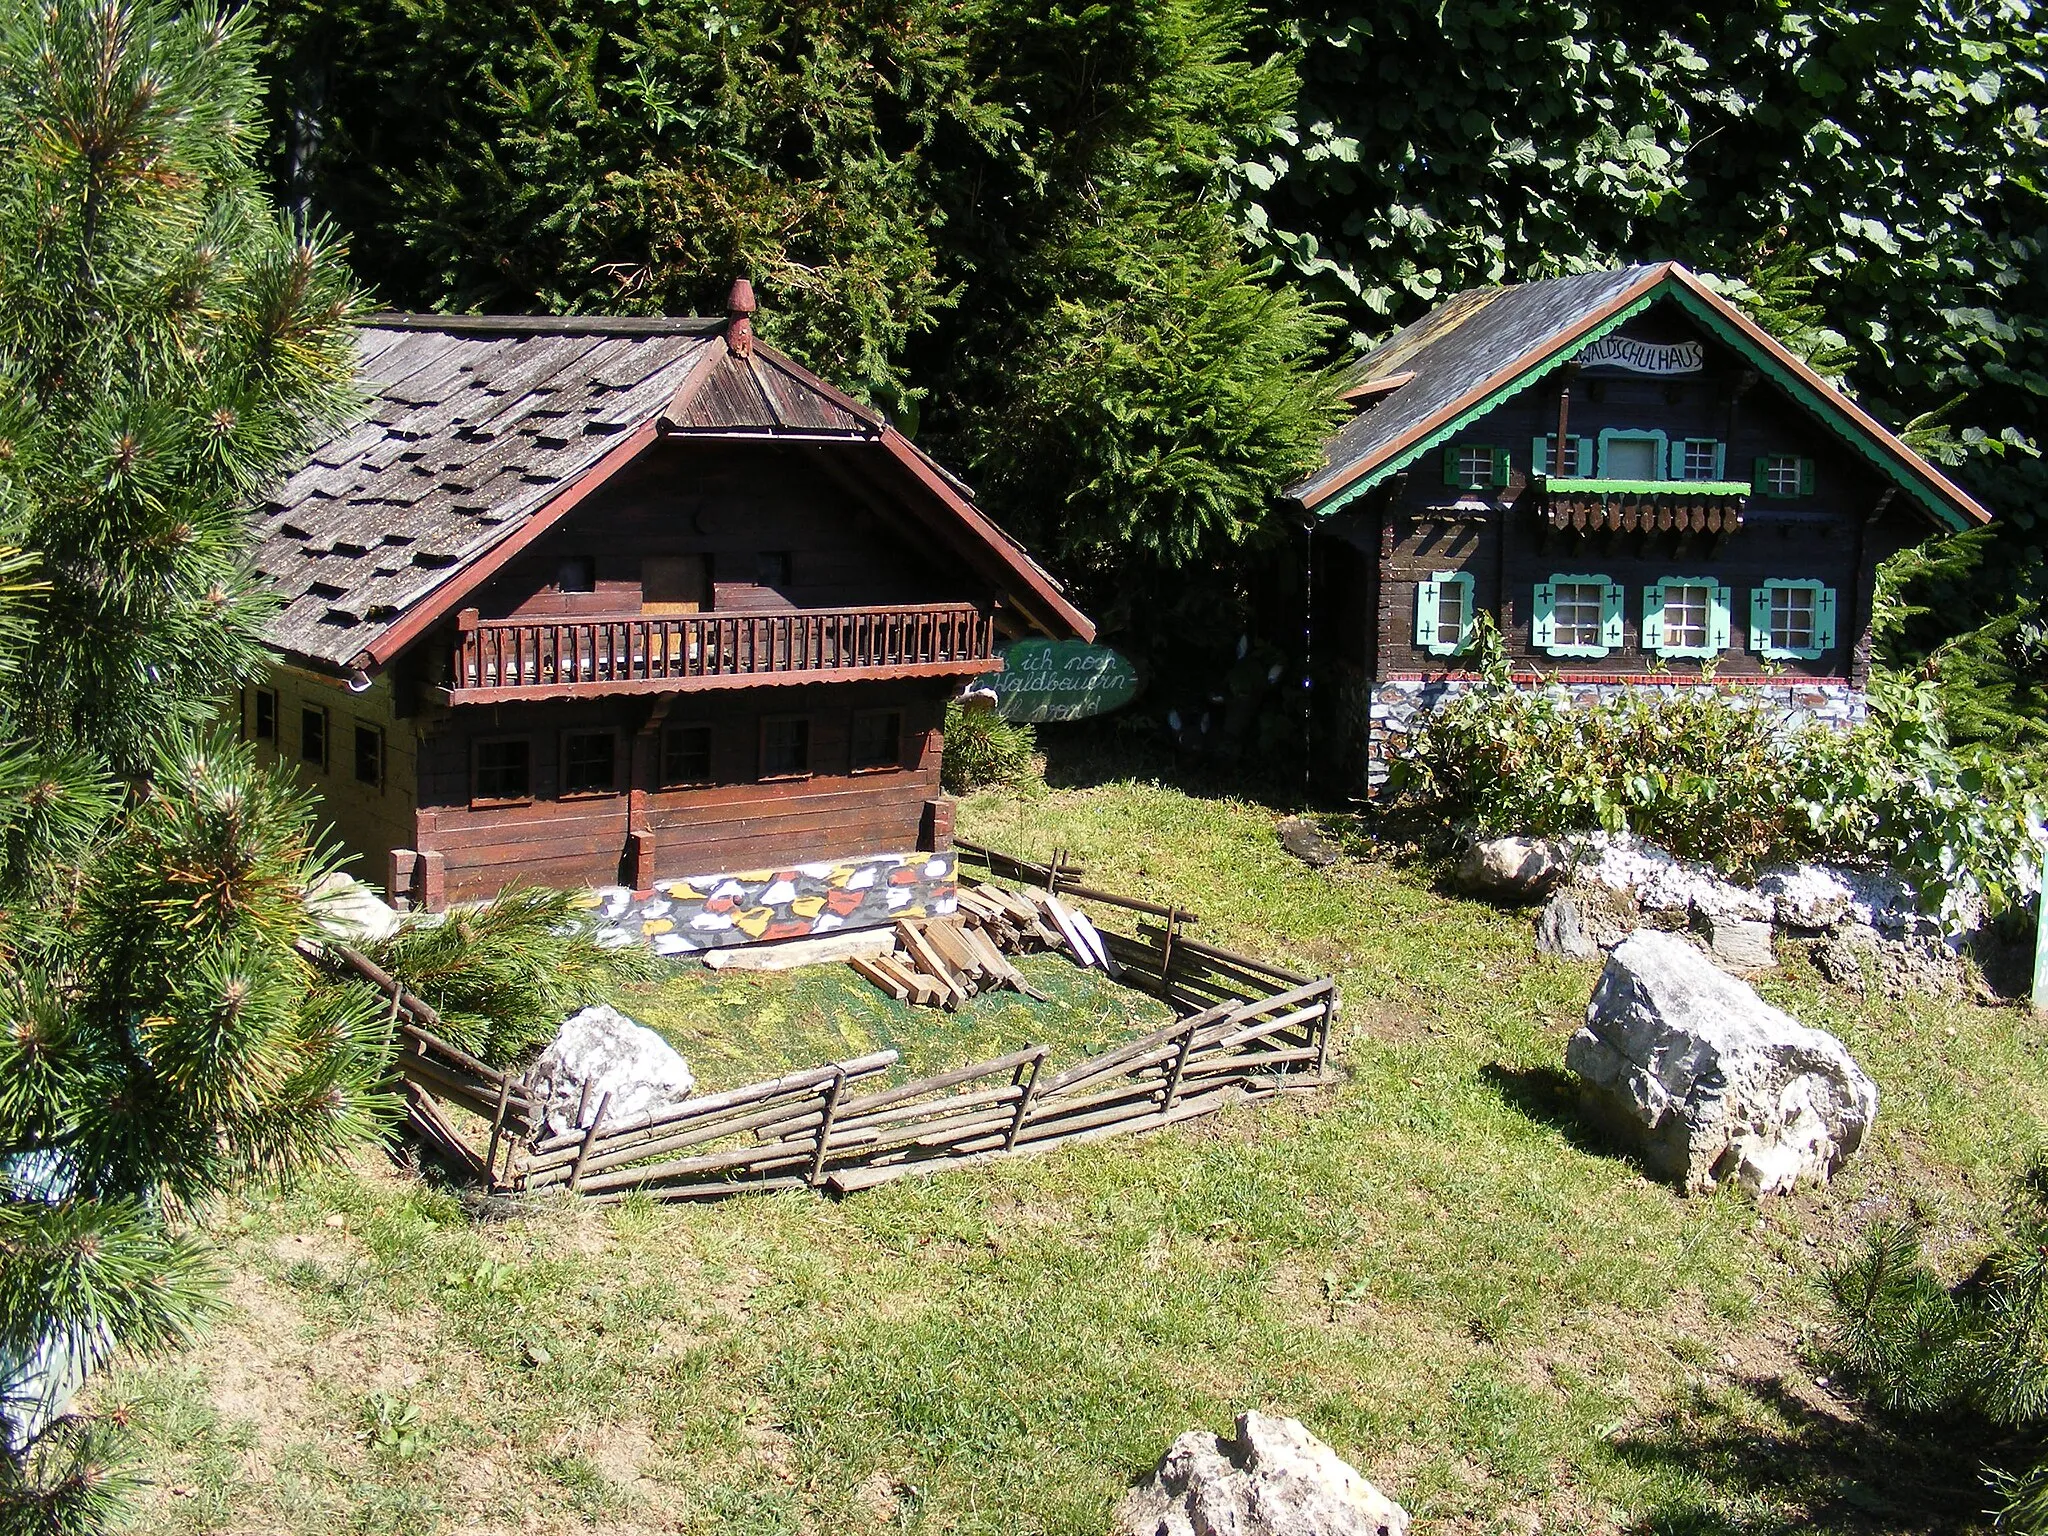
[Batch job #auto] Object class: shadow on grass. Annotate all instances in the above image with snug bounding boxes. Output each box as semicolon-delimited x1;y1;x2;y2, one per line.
1477;1062;1658;1176
1034;718;1317;809
1612;1375;1995;1535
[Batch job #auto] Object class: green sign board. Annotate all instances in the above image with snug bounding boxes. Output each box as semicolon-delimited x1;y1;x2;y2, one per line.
976;640;1139;723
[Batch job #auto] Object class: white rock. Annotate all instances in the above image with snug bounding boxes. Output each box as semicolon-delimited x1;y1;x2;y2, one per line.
1456;836;1569;902
1565;931;1876;1196
1703;913;1776;972
527;1004;695;1139
304;871;403;945
1754;865;1856;931
1114;1411;1408;1536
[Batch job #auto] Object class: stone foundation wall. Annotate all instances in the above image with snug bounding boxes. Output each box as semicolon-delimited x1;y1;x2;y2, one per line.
1366;674;1866;788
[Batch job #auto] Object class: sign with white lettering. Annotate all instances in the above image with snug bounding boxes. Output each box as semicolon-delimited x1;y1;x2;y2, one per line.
973;640;1139;723
1575;336;1704;374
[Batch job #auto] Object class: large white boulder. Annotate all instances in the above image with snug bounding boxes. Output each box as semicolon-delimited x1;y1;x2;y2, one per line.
1566;931;1877;1196
1114;1411;1408;1536
1455;836;1568;902
305;871;403;945
527;1004;695;1140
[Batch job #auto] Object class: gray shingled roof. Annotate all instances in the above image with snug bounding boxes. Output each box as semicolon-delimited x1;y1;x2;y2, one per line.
1288;265;1664;509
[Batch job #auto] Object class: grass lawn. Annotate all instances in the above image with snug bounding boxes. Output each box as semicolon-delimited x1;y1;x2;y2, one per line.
97;776;2041;1535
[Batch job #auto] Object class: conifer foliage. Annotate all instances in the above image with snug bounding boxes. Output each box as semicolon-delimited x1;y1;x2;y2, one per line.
0;5;385;1529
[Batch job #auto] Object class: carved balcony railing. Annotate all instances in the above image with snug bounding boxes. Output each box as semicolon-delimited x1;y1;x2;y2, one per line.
1538;477;1752;536
449;601;998;701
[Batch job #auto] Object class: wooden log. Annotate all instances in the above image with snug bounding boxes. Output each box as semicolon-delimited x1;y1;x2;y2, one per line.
581;1175;808;1204
526;1089;845;1185
807;1070;845;1185
920;917;985;982
897;921;969;1007
849;955;911;1001
403;1081;486;1179
396;1053;525;1123
1046;881;1198;925
484;1076;513;1190
567;1092;611;1193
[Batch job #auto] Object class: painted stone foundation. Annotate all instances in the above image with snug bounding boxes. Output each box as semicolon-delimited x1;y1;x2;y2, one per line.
1366;674;1866;788
572;850;957;956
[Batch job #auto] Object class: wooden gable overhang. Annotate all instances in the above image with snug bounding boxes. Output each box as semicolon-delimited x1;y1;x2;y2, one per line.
1290;263;1992;536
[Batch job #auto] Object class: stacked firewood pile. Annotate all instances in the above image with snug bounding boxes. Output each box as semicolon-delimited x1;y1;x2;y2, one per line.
847;878;1121;1009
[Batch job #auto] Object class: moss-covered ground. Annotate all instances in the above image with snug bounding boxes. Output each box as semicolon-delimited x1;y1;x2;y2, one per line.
98;777;2036;1535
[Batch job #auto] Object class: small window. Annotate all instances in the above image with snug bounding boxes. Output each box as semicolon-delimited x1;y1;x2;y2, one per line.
562;731;618;795
1755;454;1815;499
1643;577;1731;659
850;710;903;771
1675;438;1724;481
756;551;793;588
555;557;596;594
661;724;713;787
1750;580;1838;660
1415;571;1475;657
474;738;531;802
1442;443;1508;490
1533;575;1621;659
643;554;711;613
300;705;327;769
1533;434;1592;477
252;687;277;742
353;723;383;788
760;717;811;779
1598;429;1667;480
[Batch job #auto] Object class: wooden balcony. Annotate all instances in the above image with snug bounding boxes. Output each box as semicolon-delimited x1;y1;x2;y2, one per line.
447;601;999;702
1538;477;1752;536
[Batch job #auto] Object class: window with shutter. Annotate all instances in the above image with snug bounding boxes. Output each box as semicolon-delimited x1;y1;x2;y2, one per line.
1673;439;1725;481
1416;571;1475;657
1756;454;1814;498
1445;444;1505;490
1532;434;1596;477
1598;429;1667;480
1539;575;1617;658
1644;577;1726;658
1751;580;1836;660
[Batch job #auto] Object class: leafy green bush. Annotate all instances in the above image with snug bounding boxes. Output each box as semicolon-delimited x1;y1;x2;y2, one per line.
941;700;1039;796
1825;1176;2048;1531
1387;618;2040;925
366;887;653;1067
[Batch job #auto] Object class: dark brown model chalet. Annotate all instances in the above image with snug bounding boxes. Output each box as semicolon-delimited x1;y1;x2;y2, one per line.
1289;262;1991;791
245;288;1091;930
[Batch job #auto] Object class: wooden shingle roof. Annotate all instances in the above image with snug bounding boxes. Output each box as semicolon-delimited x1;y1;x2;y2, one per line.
255;313;1090;671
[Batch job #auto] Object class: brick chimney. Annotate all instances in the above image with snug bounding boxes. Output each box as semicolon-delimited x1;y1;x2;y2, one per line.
725;277;756;358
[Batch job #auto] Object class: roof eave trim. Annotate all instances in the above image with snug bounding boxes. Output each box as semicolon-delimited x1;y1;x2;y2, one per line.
1302;268;1672;516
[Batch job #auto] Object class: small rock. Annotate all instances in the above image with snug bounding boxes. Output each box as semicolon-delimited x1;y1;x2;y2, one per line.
528;1004;696;1140
1114;1411;1408;1536
1456;837;1569;902
1566;931;1877;1197
1535;884;1637;959
1755;866;1855;931
1703;913;1776;972
1276;817;1341;869
305;871;404;945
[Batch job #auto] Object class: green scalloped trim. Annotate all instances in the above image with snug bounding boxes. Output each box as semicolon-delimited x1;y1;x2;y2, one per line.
1547;478;1752;496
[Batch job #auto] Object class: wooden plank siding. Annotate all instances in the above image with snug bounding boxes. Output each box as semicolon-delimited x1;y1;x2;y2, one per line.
1348;310;1927;685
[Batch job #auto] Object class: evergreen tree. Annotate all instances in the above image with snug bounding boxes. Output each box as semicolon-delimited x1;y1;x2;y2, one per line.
0;4;387;1529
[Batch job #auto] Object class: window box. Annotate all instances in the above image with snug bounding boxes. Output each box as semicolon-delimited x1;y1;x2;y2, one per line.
1749;580;1837;660
1642;576;1732;659
1441;443;1510;490
1597;428;1667;480
1533;575;1622;658
1414;571;1476;657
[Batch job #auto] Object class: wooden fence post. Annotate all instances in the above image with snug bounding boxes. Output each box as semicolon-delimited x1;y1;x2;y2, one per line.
1004;1051;1046;1151
1315;993;1336;1079
568;1093;611;1194
807;1070;846;1186
484;1076;512;1190
1161;1017;1199;1113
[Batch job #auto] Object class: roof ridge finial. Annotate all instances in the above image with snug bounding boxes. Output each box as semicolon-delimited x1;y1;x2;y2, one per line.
725;277;757;358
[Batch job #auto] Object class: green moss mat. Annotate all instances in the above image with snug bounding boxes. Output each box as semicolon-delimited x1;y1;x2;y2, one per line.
614;950;1175;1092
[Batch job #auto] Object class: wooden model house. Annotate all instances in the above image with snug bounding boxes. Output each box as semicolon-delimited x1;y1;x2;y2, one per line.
1287;262;1991;790
244;286;1091;931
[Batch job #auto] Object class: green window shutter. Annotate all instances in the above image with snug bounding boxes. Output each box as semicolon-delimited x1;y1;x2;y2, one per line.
1491;446;1512;487
1532;436;1551;476
1575;436;1594;477
1709;586;1732;650
1713;442;1727;479
1749;586;1770;651
1532;582;1556;650
1445;574;1474;655
1442;445;1462;486
1414;578;1440;650
1641;583;1666;653
1799;457;1817;496
1815;585;1838;651
1753;455;1770;492
1600;581;1624;652
1667;440;1685;479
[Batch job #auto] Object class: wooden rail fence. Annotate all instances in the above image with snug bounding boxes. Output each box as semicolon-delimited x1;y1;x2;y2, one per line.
324;848;1339;1201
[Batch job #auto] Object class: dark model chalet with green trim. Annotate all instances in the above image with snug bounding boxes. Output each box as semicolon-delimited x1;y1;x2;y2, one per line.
1288;262;1991;790
245;286;1091;924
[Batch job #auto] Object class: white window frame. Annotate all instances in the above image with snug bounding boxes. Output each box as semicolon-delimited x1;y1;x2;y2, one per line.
1531;434;1596;478
1415;571;1476;657
1596;428;1668;481
1749;579;1837;661
1533;574;1623;659
1671;438;1727;482
1642;576;1732;660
